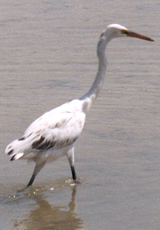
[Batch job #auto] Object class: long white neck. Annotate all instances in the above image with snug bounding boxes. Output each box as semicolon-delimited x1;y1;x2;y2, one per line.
80;37;108;112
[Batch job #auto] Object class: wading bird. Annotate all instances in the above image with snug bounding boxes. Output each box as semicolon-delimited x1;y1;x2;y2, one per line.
5;24;153;189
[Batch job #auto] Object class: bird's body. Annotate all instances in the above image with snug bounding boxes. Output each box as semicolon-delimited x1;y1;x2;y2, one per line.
7;99;85;162
5;24;153;189
8;98;88;163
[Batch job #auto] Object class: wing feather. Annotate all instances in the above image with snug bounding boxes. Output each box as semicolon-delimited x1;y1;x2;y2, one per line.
5;99;86;159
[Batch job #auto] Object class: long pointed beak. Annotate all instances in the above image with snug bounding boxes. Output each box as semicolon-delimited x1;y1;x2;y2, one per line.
126;30;154;42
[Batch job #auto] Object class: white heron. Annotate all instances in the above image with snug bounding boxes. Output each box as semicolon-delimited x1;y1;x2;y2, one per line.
5;24;153;189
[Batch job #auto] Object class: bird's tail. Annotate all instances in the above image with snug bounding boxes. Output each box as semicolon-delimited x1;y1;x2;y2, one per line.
5;139;25;161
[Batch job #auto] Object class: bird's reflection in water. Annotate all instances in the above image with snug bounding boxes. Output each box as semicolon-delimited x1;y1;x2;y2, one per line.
14;186;85;230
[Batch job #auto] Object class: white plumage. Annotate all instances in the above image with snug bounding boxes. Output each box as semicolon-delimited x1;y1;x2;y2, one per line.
5;24;153;189
6;99;85;161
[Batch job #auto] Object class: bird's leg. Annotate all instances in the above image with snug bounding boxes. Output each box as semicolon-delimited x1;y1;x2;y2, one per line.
70;165;77;181
70;165;80;184
27;161;46;187
67;148;79;183
17;161;46;192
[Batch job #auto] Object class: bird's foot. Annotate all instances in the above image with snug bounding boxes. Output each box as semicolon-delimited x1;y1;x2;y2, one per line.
17;185;30;193
65;178;81;185
73;179;81;185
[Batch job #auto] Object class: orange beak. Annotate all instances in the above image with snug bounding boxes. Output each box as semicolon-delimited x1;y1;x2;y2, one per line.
125;30;154;42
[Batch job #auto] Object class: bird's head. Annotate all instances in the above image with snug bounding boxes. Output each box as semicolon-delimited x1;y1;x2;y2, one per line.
100;24;154;42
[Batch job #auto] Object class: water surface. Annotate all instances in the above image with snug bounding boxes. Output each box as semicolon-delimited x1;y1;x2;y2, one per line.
0;1;160;229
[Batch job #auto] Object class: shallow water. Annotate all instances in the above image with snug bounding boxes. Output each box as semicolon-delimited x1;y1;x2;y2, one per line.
0;1;160;229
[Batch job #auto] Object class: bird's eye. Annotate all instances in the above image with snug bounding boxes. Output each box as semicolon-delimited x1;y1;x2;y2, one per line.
121;29;127;34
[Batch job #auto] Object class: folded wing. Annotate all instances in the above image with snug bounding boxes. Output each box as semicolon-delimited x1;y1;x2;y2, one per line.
5;99;86;160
